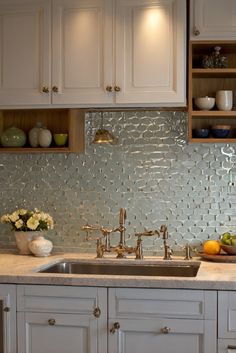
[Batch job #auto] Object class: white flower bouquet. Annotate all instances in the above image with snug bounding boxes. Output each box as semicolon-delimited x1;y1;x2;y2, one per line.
1;208;54;232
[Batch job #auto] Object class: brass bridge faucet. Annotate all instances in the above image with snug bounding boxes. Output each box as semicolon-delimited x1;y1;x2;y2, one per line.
82;208;170;259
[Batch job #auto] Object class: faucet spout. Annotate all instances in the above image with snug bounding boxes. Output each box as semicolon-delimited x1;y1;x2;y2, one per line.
118;208;126;246
119;208;126;226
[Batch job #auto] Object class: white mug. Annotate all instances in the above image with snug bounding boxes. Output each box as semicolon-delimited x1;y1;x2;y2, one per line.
216;90;233;111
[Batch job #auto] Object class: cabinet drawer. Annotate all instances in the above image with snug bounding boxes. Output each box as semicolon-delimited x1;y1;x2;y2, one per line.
109;318;216;353
109;288;216;319
218;339;236;353
218;292;236;338
17;285;106;314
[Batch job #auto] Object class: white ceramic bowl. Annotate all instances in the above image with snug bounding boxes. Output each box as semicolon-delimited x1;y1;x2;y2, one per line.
194;97;215;110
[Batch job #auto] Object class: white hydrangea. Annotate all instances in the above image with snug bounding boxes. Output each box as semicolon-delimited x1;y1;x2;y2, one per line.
27;217;40;231
9;212;19;222
1;208;54;232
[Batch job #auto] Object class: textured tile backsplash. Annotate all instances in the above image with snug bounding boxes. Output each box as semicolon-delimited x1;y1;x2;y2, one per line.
0;110;236;255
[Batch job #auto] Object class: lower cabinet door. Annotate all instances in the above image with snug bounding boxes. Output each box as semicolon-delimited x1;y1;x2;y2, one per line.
0;284;16;353
108;318;216;353
17;312;98;353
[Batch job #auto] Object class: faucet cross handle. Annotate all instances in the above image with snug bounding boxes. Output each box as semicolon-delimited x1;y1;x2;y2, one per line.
183;243;195;260
160;225;168;239
135;230;160;239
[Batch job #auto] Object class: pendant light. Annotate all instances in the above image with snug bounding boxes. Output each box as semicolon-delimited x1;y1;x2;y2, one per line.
92;112;116;144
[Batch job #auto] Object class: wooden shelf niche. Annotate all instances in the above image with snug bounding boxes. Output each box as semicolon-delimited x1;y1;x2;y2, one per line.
0;109;85;153
188;41;236;143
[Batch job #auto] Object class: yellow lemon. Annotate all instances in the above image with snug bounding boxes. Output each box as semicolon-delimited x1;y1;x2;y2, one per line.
203;240;221;255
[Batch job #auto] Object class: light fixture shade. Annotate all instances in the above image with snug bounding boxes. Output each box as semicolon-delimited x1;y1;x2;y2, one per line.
92;129;115;144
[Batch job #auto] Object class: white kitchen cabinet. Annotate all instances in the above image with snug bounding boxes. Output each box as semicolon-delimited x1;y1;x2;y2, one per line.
17;285;217;353
218;291;236;339
190;0;236;40
52;0;113;105
0;0;51;106
217;291;236;353
17;285;107;353
0;284;16;353
115;0;186;106
0;0;111;107
0;0;186;107
54;0;186;106
108;288;217;353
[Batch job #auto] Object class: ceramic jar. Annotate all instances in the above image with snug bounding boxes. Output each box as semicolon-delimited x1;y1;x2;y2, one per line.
28;235;53;257
28;122;43;147
1;126;26;147
38;128;52;148
14;231;39;255
216;90;233;111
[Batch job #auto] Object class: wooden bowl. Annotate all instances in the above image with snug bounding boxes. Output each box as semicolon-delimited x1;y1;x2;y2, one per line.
220;244;236;255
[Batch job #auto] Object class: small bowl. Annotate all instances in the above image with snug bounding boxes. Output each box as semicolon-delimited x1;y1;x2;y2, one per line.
193;129;209;138
220;243;236;255
211;125;231;138
53;133;68;147
194;97;215;110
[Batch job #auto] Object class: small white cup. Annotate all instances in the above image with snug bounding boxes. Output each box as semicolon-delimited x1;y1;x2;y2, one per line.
216;90;233;111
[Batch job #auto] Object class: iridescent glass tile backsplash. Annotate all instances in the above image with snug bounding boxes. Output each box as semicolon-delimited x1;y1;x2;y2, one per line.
0;111;235;254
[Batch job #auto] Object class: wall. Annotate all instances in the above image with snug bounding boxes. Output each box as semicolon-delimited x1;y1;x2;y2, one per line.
0;110;235;255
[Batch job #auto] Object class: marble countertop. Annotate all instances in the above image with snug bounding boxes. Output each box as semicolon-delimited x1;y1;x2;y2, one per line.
0;252;234;290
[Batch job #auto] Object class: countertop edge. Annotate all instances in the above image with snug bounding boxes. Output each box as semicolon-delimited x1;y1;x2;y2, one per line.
0;253;234;290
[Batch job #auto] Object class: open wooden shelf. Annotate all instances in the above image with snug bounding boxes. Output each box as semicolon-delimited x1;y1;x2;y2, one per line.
192;68;236;78
191;110;236;117
190;138;236;143
188;40;236;142
0;109;85;153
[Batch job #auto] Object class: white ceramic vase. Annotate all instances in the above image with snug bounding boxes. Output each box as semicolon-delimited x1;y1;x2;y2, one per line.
38;128;52;148
28;235;53;257
216;90;233;111
14;231;40;255
28;122;43;147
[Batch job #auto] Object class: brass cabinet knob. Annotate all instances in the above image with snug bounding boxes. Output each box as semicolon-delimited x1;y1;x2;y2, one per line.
42;86;49;93
110;322;120;334
52;86;59;93
114;86;121;92
93;307;101;318
48;318;56;326
106;85;113;92
161;326;171;334
193;26;200;36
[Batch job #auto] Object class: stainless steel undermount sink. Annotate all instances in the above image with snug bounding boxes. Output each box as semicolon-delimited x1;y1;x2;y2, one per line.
39;261;200;277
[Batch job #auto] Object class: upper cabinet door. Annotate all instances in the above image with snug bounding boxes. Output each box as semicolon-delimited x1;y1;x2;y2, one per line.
115;0;186;106
52;0;113;105
190;0;236;40
0;0;51;106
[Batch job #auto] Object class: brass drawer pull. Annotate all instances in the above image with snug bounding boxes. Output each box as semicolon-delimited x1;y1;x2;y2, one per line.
193;26;200;36
93;307;101;318
52;86;59;93
110;322;120;334
106;85;113;92
42;86;49;93
228;346;236;350
48;318;56;326
114;86;121;92
161;326;170;334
